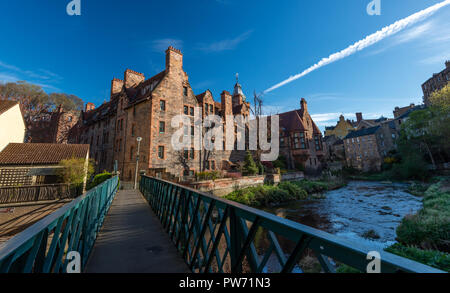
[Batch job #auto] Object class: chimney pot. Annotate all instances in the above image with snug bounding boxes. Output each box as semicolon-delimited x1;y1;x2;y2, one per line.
85;103;95;112
356;112;363;124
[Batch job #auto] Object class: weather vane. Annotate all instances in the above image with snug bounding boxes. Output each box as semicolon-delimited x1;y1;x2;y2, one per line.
236;73;239;83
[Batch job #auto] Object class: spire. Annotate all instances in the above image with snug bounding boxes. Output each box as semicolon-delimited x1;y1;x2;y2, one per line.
233;73;246;102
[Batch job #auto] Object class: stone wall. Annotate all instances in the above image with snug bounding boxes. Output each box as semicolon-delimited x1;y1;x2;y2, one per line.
187;172;306;197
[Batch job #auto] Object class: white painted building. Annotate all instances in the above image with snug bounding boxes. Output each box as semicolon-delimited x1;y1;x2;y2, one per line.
0;100;26;152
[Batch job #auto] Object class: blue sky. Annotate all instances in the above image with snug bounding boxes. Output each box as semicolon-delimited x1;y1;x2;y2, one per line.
1;0;449;130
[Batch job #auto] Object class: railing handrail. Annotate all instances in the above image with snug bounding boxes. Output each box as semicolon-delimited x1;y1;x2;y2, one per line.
0;176;119;271
141;175;445;273
0;183;79;189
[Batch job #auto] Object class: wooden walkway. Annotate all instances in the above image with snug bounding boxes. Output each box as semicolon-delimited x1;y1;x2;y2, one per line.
85;189;189;273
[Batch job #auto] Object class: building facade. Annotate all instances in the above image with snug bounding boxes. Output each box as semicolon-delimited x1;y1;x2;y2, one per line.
422;61;450;106
28;105;80;144
0;100;26;152
324;114;356;139
278;98;325;174
71;47;251;180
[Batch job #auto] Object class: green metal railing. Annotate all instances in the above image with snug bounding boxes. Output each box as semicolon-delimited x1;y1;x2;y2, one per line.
0;176;119;273
140;175;445;273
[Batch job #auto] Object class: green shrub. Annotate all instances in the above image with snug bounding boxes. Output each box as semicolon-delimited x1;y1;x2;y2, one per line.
242;151;258;176
396;183;450;252
224;184;298;207
385;243;450;272
196;171;222;181
273;155;287;170
278;181;308;200
390;153;430;181
294;180;329;194
87;172;112;190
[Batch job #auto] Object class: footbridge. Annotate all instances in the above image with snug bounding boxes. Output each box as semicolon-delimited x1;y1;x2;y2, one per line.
0;176;445;273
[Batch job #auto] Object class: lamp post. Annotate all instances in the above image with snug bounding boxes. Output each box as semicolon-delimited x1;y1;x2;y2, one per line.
134;137;142;190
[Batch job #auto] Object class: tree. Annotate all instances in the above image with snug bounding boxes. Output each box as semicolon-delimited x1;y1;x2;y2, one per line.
400;109;437;169
57;158;94;192
0;81;84;124
429;82;450;112
242;151;258;176
0;81;52;125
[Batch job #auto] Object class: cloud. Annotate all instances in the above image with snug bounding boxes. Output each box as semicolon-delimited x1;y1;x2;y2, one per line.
311;112;389;128
264;0;450;94
198;30;253;53
151;38;184;53
420;50;450;64
0;60;62;90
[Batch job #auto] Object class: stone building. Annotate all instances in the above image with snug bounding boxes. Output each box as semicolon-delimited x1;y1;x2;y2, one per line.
422;61;450;106
324;115;356;139
28;105;79;144
343;126;383;171
278;98;325;174
71;47;250;180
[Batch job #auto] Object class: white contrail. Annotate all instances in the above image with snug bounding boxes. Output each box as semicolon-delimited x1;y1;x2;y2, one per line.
264;0;450;94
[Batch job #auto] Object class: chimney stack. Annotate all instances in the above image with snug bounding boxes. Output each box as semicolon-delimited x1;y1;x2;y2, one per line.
111;78;124;98
165;46;183;73
221;91;233;117
446;60;450;69
124;69;145;89
300;98;308;113
356;112;363;124
85;103;95;112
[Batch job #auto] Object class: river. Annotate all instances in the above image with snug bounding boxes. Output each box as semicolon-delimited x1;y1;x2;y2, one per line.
269;180;423;251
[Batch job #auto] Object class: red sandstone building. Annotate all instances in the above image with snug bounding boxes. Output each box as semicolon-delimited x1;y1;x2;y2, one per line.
70;47;325;181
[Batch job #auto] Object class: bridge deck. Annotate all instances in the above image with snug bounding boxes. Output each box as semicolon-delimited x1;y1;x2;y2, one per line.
85;189;189;273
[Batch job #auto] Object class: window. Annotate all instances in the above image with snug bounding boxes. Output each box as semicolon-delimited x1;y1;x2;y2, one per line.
133;106;136;117
159;121;165;133
211;161;216;170
158;146;164;159
131;124;135;137
205;161;210;170
209;104;213;113
130;147;134;160
191;126;195;136
184;105;189;115
190;107;194;116
160;100;166;112
184;149;189;159
190;148;194;159
183;86;188;96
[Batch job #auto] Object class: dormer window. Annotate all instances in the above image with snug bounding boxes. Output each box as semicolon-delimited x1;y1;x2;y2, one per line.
183;86;188;96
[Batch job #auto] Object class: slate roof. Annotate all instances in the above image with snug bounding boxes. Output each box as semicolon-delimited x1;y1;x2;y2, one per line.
278;109;322;134
0;143;89;165
344;126;380;140
0;100;19;115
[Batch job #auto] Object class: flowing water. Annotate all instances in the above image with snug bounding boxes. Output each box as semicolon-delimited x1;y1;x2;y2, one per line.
268;181;423;251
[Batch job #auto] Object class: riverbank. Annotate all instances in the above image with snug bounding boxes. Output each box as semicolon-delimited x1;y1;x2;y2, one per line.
337;179;450;273
223;179;346;208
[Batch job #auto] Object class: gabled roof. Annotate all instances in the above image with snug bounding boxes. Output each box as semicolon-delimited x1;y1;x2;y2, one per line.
0;143;89;165
0;100;19;115
344;126;380;140
126;70;166;106
278;109;321;135
397;105;426;120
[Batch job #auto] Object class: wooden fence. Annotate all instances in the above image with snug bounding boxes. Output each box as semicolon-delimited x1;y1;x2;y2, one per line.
0;184;82;205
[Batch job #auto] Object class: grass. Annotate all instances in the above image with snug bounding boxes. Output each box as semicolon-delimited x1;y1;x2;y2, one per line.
396;182;450;252
223;179;341;207
385;243;450;272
